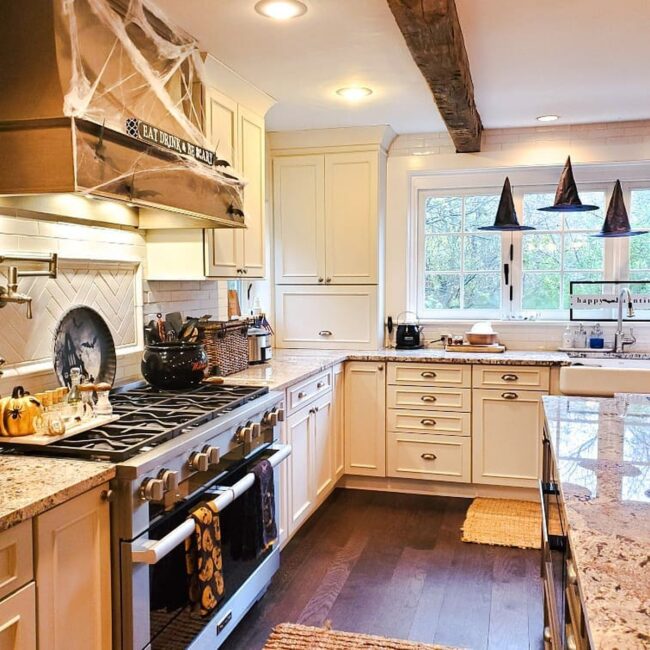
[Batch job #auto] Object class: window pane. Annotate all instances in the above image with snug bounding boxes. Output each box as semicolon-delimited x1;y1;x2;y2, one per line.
523;193;560;229
424;234;460;271
464;233;500;271
563;191;605;230
522;272;561;310
563;232;603;270
424;197;462;233
523;233;561;270
464;195;499;230
630;235;650;271
630;190;650;228
562;272;602;309
464;273;501;309
425;274;460;309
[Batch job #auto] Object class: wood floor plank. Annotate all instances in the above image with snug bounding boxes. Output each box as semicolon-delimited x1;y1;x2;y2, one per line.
526;551;544;650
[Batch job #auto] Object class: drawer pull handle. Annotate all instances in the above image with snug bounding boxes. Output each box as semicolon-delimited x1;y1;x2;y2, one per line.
502;373;519;381
421;371;437;378
502;392;518;400
318;330;332;337
420;418;436;426
421;453;437;461
421;395;437;403
317;381;325;388
298;391;307;399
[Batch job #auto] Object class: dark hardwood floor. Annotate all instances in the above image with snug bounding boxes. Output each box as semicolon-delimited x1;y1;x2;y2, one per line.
222;489;543;650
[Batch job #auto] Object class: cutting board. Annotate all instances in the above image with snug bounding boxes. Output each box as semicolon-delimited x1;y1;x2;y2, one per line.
445;343;506;353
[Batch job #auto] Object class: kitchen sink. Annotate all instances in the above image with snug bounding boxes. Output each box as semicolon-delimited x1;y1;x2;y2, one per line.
560;357;650;396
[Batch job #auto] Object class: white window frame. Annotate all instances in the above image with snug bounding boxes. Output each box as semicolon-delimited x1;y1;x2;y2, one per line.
408;163;650;323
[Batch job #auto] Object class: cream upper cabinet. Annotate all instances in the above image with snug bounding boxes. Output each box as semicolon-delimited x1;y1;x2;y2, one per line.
472;388;546;488
273;155;325;284
35;485;112;650
344;362;386;477
273;150;380;285
324;151;378;284
205;95;266;278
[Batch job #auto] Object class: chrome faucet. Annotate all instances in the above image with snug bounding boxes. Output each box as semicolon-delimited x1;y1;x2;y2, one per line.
614;287;636;353
0;253;58;320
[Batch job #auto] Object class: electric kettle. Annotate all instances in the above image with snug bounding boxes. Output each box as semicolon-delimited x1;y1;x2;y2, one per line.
395;312;424;349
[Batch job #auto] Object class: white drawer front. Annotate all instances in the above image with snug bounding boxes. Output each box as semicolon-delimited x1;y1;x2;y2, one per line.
387;409;470;437
387;386;470;412
287;369;332;414
387;434;471;483
472;365;550;390
387;363;470;388
0;521;33;603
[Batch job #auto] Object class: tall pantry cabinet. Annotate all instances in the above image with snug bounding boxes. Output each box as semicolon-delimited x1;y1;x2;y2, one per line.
270;127;395;349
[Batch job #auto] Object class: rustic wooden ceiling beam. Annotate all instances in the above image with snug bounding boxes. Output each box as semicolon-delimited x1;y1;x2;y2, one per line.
386;0;483;153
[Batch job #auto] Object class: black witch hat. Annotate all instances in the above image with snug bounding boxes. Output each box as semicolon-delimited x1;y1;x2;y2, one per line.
593;180;648;238
539;156;599;212
478;177;534;231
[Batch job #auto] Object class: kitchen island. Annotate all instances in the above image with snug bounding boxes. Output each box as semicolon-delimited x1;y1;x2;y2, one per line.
543;395;650;650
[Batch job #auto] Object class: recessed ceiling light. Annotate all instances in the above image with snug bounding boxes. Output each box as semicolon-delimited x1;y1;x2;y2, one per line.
254;0;307;20
336;86;373;101
537;114;559;122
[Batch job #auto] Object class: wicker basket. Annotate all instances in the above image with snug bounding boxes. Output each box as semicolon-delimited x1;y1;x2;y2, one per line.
197;320;249;376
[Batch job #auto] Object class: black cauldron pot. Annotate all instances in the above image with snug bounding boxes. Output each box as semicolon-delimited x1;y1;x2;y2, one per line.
141;342;209;389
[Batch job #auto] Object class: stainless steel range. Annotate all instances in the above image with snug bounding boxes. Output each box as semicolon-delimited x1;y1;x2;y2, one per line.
11;381;289;650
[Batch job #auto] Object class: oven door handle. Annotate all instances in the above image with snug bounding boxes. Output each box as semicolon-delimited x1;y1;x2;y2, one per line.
131;443;292;565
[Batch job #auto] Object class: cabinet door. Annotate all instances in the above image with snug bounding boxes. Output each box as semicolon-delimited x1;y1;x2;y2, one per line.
332;363;345;480
345;362;386;476
324;151;378;284
273;155;325;284
286;407;313;535
472;389;546;488
312;392;335;504
239;107;265;277
0;583;36;650
204;88;242;278
35;485;112;650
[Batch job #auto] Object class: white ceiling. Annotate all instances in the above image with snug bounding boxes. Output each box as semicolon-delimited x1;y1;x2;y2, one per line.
156;0;650;134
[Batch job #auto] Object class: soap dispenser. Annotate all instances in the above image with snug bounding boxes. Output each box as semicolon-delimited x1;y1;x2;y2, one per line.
589;323;604;349
574;323;588;349
561;325;574;349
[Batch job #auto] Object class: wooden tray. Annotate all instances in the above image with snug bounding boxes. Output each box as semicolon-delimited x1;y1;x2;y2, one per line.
446;343;506;353
0;414;120;446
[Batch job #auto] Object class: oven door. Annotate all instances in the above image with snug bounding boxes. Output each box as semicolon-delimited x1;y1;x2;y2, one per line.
124;443;291;650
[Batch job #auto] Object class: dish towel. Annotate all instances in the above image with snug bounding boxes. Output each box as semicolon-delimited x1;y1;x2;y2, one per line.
185;501;225;616
231;459;278;560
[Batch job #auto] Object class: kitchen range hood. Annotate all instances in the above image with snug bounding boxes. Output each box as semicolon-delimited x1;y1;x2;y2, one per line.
0;0;245;229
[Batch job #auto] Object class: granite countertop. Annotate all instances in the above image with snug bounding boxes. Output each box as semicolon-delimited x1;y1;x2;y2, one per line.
543;395;650;649
225;348;569;391
0;455;115;532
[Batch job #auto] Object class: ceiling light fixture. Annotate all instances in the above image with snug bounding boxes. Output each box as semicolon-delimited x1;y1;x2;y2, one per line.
254;0;307;20
536;114;559;122
336;86;373;101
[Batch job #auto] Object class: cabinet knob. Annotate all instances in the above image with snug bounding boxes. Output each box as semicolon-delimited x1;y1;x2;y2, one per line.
543;627;552;643
325;277;331;283
501;392;518;400
317;381;325;388
298;391;307;399
318;330;333;337
318;277;324;283
421;371;437;379
501;373;519;382
377;365;384;371
421;395;437;403
421;453;437;461
101;489;115;502
243;269;248;274
420;418;436;426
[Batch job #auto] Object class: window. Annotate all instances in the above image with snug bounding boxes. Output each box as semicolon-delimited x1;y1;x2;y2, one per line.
629;189;650;284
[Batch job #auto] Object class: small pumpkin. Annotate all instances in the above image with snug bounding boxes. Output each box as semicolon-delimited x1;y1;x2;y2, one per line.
2;386;42;437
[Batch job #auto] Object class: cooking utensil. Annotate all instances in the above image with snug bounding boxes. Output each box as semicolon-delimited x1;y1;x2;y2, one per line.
155;313;165;342
395;311;424;350
53;306;116;387
165;311;183;336
178;317;199;342
141;342;209;389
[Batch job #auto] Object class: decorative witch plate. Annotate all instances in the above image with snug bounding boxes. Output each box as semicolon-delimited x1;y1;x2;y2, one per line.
53;306;117;387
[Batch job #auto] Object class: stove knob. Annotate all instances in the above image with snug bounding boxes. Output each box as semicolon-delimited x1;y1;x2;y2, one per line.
236;425;253;444
266;411;278;426
139;477;165;502
251;423;261;439
159;470;179;494
189;451;209;472
276;407;285;422
203;445;220;467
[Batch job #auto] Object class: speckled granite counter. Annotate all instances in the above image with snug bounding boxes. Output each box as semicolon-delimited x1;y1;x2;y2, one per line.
543;395;650;649
0;456;115;532
225;348;569;391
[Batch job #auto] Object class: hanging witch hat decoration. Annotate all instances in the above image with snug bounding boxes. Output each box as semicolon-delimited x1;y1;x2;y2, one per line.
539;156;599;212
593;180;648;238
479;177;534;231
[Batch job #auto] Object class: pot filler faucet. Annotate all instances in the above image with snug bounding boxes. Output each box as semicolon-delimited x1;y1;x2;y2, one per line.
0;253;58;319
614;287;636;353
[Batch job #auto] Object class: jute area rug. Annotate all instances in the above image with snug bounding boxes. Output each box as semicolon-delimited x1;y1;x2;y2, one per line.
263;623;461;649
461;497;560;550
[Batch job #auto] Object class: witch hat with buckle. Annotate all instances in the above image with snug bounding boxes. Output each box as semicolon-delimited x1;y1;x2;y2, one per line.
593;180;648;238
540;156;599;212
478;177;534;231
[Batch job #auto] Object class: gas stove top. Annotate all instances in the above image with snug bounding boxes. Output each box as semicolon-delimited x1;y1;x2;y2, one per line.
3;382;268;462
